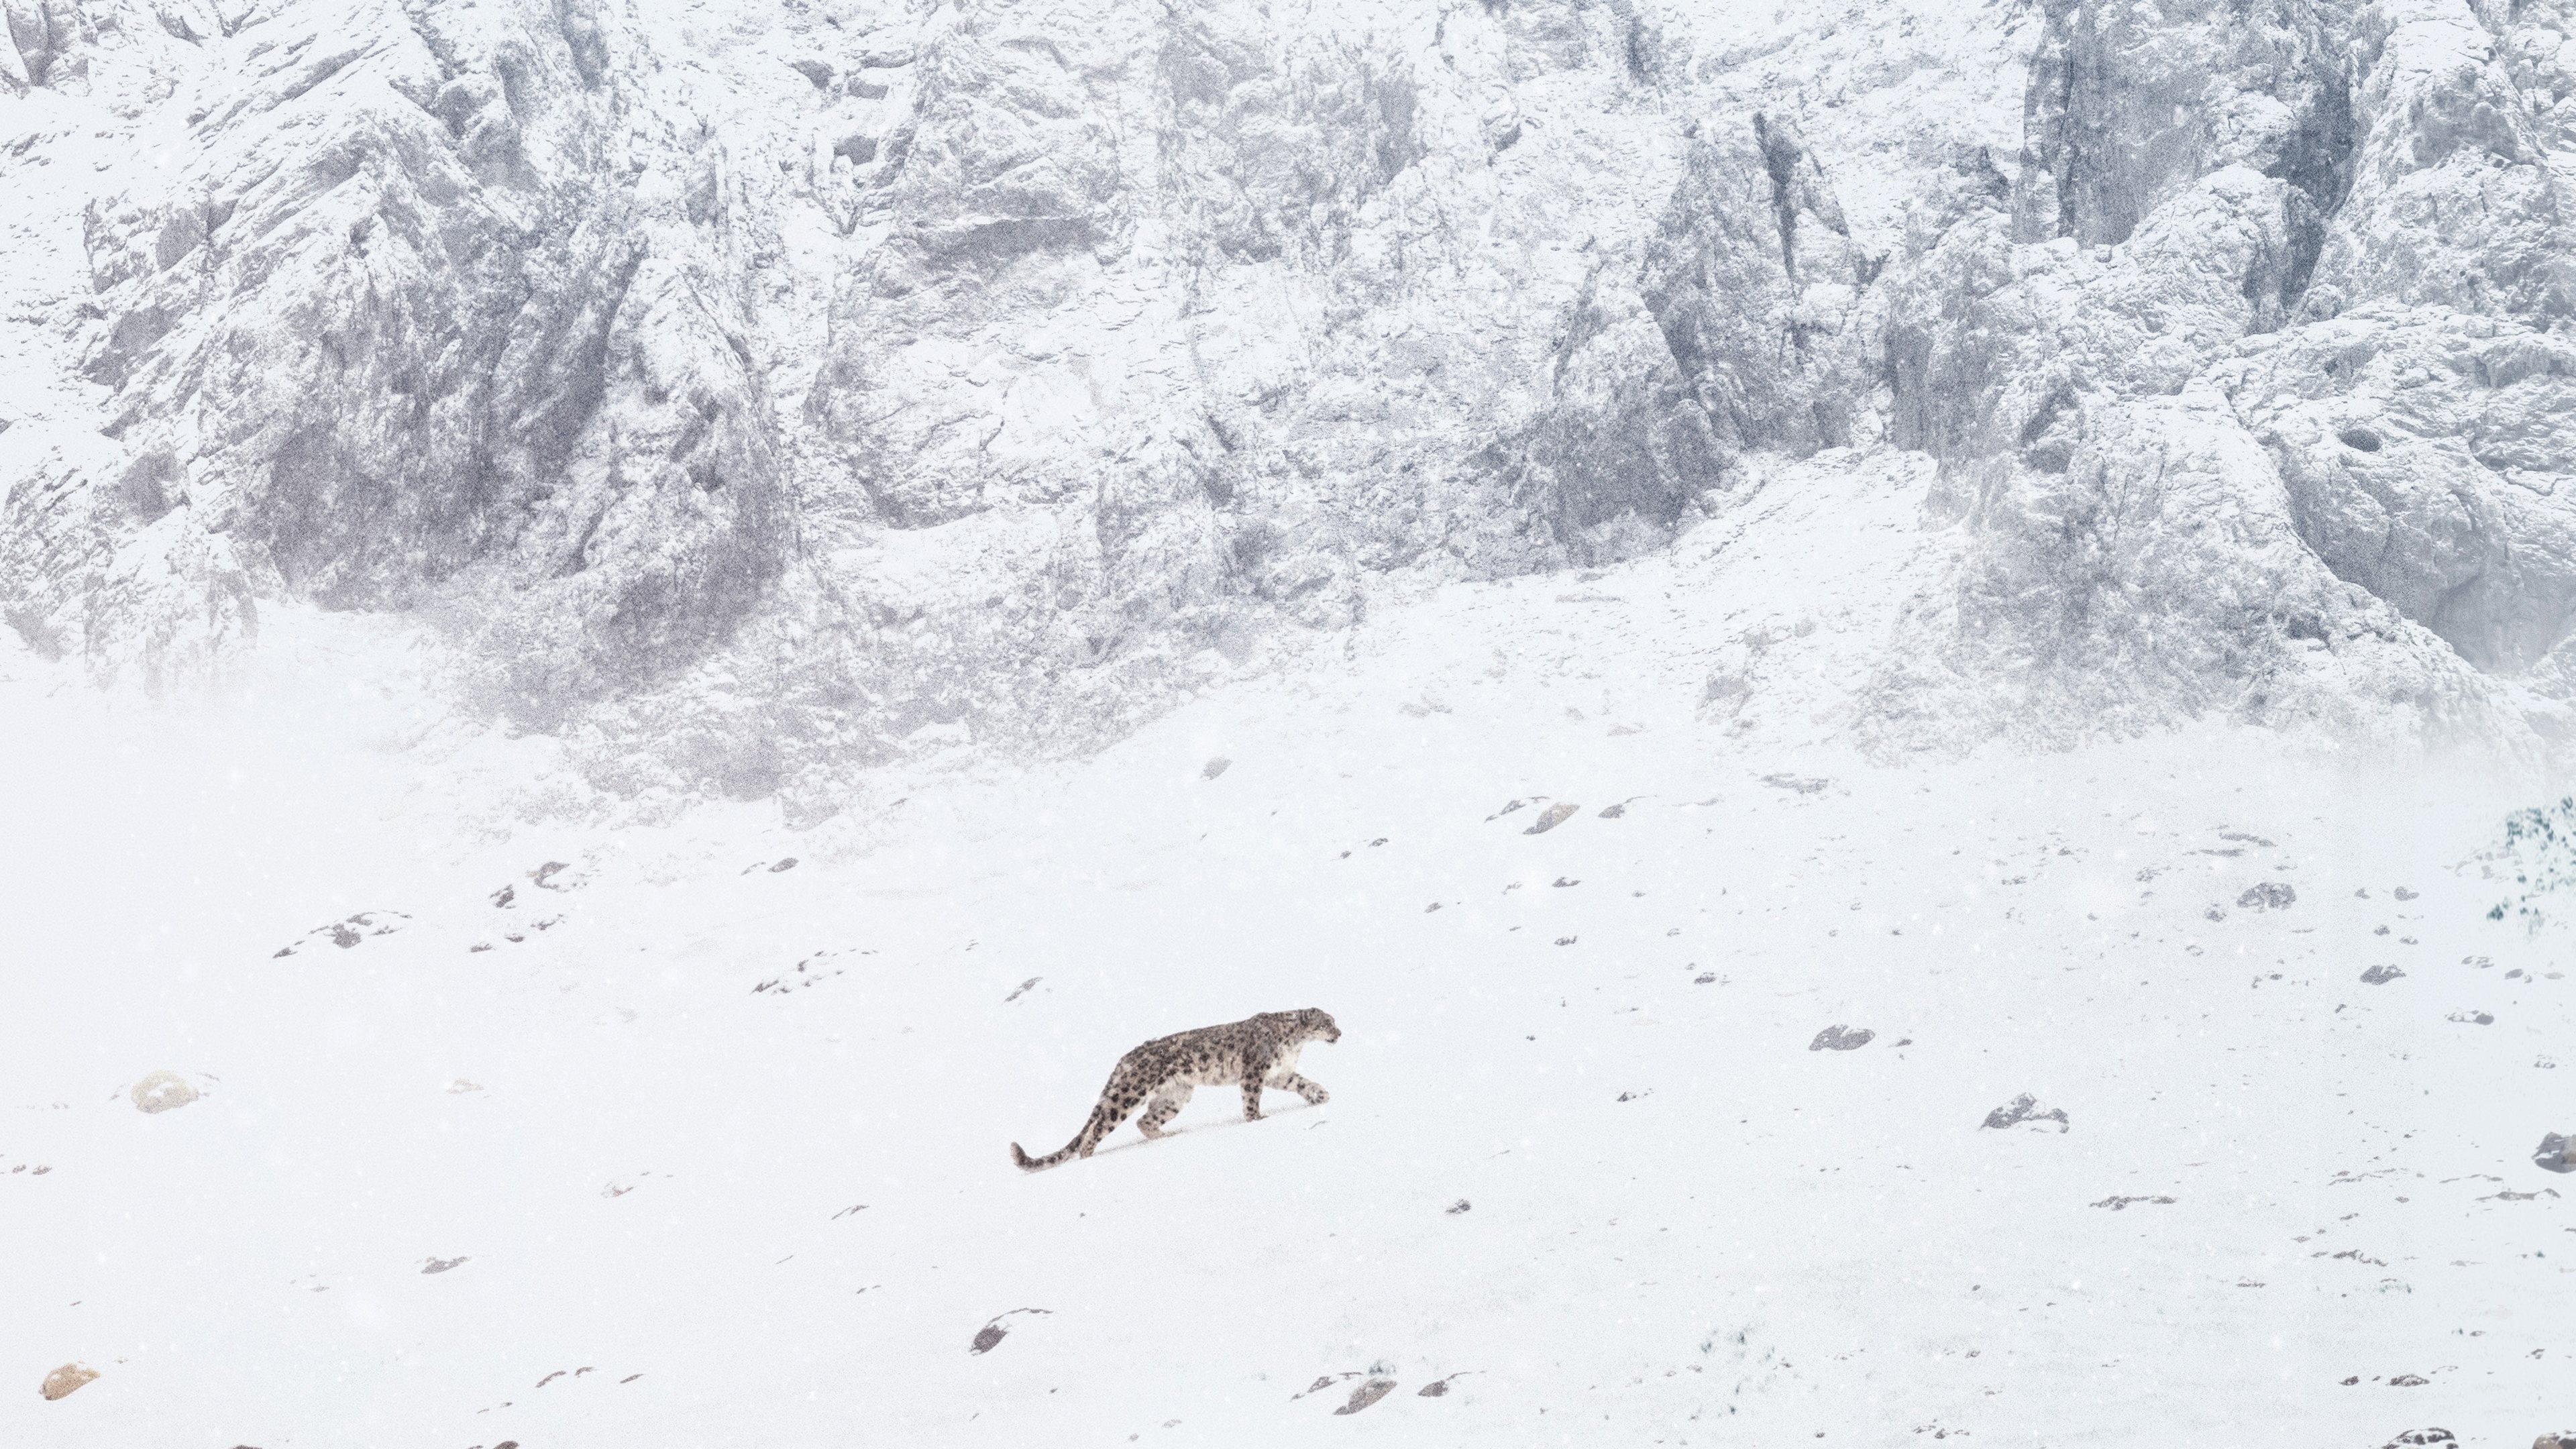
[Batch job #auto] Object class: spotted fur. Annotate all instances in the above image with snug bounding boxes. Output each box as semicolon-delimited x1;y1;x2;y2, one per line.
1011;1008;1342;1171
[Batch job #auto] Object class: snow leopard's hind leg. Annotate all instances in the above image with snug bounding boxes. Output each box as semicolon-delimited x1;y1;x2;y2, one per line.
1137;1083;1191;1139
1267;1069;1330;1106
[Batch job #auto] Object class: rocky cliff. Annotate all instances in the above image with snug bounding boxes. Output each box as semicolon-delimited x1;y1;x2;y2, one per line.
5;0;2573;808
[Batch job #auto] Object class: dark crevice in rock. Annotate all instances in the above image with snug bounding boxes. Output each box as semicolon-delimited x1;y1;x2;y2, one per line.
2013;0;2088;244
1364;69;1424;182
1752;111;1803;280
2265;53;2355;315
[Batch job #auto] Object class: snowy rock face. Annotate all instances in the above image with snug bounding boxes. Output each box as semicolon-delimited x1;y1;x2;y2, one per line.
5;0;2576;798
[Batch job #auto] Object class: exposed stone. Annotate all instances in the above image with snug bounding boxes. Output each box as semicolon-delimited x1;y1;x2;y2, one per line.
129;1071;197;1114
2236;883;2296;910
1982;1093;2070;1132
2537;1132;2573;1174
1522;801;1578;835
1333;1377;1397;1415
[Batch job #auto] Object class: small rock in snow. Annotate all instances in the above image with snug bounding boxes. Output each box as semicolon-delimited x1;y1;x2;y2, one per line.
278;910;409;955
1597;803;1627;818
2090;1194;2176;1210
421;1256;468;1274
1809;1025;1874;1051
1982;1094;2070;1132
2387;1373;2430;1387
129;1071;198;1114
1523;801;1578;834
1333;1378;1397;1415
2535;1132;2573;1173
2394;887;2418;900
1201;757;1230;780
2445;1011;2495;1026
1552;877;1578;888
2379;1432;2453;1448
969;1307;1048;1353
39;1364;98;1401
768;857;798;873
2235;882;2296;910
1446;1199;1471;1214
1760;773;1829;794
2360;964;2405;985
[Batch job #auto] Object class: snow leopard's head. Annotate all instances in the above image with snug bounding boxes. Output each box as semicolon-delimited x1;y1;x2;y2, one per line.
1297;1008;1342;1044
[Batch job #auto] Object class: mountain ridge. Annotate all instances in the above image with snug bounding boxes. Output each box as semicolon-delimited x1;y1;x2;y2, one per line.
6;0;2573;806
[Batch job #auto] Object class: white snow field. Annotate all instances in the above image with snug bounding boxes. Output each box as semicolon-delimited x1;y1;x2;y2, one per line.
5;458;2571;1448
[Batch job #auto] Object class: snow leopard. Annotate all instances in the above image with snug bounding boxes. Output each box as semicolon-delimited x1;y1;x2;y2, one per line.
1010;1008;1341;1171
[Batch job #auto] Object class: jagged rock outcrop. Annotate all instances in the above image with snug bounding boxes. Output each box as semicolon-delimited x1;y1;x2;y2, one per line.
1869;0;2576;748
5;0;2574;804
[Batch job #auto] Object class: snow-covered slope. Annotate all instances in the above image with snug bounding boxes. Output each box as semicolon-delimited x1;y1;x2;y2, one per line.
5;458;2568;1446
7;0;2576;797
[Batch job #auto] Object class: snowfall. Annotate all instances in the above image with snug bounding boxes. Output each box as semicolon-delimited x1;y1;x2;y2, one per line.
5;456;2570;1448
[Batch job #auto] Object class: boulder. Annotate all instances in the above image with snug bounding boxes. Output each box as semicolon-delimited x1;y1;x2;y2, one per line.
1983;1093;2070;1132
129;1071;197;1114
2536;1132;2573;1174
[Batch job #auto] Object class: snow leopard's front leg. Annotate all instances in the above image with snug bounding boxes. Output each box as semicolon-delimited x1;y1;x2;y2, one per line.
1266;1069;1329;1106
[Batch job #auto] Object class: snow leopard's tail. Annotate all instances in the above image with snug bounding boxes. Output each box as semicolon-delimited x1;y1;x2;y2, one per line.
1011;1094;1126;1171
